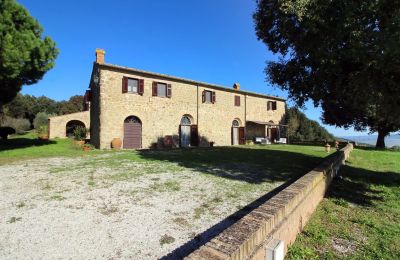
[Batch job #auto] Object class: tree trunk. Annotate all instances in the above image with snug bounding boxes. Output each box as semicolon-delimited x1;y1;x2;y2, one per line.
376;129;388;148
0;104;4;126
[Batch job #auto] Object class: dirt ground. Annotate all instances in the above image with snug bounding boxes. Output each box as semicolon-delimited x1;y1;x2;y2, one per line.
0;154;282;259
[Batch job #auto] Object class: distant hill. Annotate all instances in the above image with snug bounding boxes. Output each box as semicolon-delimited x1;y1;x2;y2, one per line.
283;107;335;142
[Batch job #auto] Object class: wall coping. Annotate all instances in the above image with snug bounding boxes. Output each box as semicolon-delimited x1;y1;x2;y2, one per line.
185;144;353;260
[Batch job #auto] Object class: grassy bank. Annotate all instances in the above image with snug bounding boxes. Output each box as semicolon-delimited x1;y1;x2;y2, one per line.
287;148;400;259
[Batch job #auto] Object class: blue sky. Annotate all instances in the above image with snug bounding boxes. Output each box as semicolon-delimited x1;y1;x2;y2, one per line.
18;0;366;136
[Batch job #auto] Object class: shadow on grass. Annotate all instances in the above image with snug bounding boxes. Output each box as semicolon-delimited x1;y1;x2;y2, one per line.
138;146;325;184
328;164;400;207
0;138;56;151
160;176;297;260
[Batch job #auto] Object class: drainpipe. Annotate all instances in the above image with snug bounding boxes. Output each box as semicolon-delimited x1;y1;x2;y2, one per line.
196;85;199;125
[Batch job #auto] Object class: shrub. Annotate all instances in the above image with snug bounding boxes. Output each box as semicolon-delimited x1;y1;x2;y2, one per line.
1;116;30;134
0;127;16;140
73;126;87;141
33;112;50;130
37;125;49;138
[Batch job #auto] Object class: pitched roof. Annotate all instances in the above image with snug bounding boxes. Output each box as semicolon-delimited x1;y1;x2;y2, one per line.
97;63;286;101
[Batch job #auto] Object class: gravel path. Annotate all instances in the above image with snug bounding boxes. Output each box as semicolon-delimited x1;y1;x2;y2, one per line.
0;155;281;259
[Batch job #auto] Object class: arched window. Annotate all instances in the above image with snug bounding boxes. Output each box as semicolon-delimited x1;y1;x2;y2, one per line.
180;116;191;125
124;116;141;124
232;119;240;127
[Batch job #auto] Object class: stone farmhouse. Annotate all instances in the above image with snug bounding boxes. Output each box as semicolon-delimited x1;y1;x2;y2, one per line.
49;49;286;149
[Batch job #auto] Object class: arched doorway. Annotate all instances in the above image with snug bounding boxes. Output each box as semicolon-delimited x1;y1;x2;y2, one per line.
123;116;142;149
66;120;86;138
231;119;241;145
179;115;192;148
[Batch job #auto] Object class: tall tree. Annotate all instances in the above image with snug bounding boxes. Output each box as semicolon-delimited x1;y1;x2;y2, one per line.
254;0;400;147
0;0;58;119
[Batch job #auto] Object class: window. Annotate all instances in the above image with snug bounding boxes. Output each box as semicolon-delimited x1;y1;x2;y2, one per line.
152;82;172;98
128;78;138;93
234;95;240;106
180;116;191;125
158;83;167;97
267;101;277;111
232;120;240;127
202;90;216;103
122;77;144;95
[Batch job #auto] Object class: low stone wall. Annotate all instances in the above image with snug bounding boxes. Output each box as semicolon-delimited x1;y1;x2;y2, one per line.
48;111;90;139
185;144;353;260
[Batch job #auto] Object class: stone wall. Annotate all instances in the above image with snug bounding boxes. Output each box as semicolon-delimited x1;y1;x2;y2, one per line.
48;111;90;139
185;143;354;260
93;64;286;149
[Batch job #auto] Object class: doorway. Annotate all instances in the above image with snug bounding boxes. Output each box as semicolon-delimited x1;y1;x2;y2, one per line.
123;116;142;149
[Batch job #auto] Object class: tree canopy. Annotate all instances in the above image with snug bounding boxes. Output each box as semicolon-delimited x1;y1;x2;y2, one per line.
0;0;58;111
3;93;84;127
284;106;335;142
254;0;400;147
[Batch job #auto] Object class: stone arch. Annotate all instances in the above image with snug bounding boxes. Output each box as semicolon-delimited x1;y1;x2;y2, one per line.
232;118;242;127
48;111;90;139
66;120;86;137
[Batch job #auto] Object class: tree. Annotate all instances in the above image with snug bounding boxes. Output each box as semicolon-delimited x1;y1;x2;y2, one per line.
284;106;334;142
0;0;58;119
254;0;400;147
58;95;84;115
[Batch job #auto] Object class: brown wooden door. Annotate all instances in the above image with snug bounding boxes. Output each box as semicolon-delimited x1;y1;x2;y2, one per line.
238;127;245;145
123;122;142;149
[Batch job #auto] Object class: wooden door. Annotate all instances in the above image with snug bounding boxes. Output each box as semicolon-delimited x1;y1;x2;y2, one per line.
123;121;142;149
238;127;245;145
270;128;278;143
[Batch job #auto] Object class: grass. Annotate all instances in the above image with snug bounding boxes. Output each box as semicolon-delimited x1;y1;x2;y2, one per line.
287;148;400;260
0;132;107;165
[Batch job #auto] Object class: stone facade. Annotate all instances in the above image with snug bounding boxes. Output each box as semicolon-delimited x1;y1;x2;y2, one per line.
48;111;90;139
49;49;286;149
91;62;285;149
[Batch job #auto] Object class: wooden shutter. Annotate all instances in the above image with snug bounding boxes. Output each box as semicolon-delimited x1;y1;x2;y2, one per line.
138;79;144;95
234;95;240;106
167;84;172;98
202;90;206;103
212;91;216;103
267;101;271;111
152;82;158;96
122;77;128;93
238;127;245;145
190;125;199;146
272;101;277;110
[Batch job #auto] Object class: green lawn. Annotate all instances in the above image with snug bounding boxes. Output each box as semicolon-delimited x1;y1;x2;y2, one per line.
287;148;400;260
0;132;106;165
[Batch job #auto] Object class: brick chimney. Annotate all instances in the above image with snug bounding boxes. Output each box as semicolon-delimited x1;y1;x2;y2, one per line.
95;48;105;64
233;83;240;90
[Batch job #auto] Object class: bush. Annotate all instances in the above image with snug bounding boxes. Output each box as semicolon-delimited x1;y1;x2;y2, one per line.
33;112;50;130
73;126;87;141
0;127;16;140
1;116;30;134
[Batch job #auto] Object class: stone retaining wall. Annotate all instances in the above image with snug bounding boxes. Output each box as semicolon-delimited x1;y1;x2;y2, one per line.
185;144;353;260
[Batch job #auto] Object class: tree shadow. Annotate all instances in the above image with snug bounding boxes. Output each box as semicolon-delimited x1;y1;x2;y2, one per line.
138;146;325;184
0;138;56;151
327;164;400;206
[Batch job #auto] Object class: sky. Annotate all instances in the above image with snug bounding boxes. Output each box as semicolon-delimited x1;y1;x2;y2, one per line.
18;0;367;137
